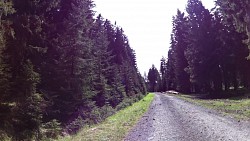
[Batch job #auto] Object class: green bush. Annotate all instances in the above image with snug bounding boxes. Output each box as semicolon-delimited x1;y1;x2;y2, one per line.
41;119;62;139
0;130;11;141
65;116;86;134
90;105;116;124
116;98;134;111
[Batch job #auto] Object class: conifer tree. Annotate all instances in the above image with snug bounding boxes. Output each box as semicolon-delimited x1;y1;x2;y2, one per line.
216;0;250;58
160;57;167;91
91;14;112;107
185;0;216;93
0;0;146;139
0;0;15;138
148;65;161;92
41;0;96;123
0;0;54;139
166;36;177;91
172;10;191;93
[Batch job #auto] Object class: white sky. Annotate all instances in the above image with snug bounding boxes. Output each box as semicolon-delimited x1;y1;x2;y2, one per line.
93;0;215;75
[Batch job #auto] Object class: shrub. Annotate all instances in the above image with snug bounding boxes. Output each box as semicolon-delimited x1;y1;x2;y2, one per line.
41;119;62;139
115;98;134;111
90;105;116;123
0;130;11;141
64;116;86;134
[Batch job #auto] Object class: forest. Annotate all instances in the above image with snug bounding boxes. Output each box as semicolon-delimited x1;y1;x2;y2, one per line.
147;0;250;96
1;0;250;140
0;0;147;140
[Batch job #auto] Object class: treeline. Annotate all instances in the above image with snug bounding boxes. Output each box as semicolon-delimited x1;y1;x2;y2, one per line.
0;0;146;140
147;0;250;95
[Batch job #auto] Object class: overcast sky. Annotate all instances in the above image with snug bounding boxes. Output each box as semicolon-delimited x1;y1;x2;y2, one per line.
93;0;215;75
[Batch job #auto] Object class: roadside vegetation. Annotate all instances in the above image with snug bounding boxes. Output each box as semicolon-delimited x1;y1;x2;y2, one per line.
172;91;250;120
58;93;154;141
0;1;147;140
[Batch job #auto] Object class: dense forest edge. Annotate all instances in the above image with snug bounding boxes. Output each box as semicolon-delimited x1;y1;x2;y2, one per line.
146;0;250;98
0;0;147;140
1;0;250;140
59;93;154;141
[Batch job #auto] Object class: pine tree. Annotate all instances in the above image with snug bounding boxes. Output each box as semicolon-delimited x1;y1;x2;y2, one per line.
214;11;250;91
0;0;15;138
0;0;147;139
185;0;217;93
41;0;96;124
172;10;191;93
166;37;177;91
148;65;161;92
103;21;126;106
216;0;250;58
0;0;53;139
91;14;112;107
160;57;167;91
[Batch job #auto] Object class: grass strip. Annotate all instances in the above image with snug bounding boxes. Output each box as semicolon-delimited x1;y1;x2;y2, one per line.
173;94;250;120
59;93;155;141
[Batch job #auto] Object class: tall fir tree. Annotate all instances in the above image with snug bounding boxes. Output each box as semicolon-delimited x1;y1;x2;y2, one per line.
216;0;250;58
0;0;146;139
166;35;177;90
172;10;191;93
0;0;58;139
41;0;96;124
91;14;112;108
185;0;218;93
160;57;167;91
148;65;161;92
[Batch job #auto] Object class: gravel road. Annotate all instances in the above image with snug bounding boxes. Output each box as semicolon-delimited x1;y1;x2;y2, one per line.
124;93;250;141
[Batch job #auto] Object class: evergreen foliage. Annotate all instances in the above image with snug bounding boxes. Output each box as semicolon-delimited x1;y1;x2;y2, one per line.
160;57;167;91
0;0;146;140
216;0;250;58
172;10;191;93
161;0;250;96
147;65;161;92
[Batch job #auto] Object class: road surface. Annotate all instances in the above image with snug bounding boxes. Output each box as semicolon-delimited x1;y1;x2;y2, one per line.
125;93;250;141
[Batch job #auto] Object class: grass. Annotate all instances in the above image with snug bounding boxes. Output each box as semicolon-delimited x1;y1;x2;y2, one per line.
58;93;155;141
173;93;250;120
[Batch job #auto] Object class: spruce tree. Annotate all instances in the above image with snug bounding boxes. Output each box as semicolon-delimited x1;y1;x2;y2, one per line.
160;57;167;91
166;36;177;91
91;14;112;107
41;0;96;123
216;0;250;58
0;0;52;139
172;10;191;93
0;0;15;138
148;65;161;92
0;0;147;139
185;0;217;93
214;12;249;91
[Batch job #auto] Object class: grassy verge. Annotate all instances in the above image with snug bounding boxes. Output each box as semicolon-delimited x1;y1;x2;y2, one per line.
173;93;250;120
59;93;155;141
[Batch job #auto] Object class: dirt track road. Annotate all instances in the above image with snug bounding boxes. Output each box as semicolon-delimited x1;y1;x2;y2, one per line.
125;93;250;141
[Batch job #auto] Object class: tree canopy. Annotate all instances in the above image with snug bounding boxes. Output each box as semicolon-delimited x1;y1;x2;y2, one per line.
0;0;146;140
159;0;250;95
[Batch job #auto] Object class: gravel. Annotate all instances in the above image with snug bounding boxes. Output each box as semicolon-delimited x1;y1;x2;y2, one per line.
124;93;250;141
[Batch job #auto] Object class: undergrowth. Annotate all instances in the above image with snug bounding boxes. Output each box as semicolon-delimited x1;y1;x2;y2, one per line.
58;93;155;141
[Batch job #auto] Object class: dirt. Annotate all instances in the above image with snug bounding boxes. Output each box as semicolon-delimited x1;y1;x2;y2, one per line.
124;93;250;141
